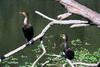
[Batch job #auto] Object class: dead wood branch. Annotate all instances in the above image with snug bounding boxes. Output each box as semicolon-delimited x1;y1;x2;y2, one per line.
57;0;100;26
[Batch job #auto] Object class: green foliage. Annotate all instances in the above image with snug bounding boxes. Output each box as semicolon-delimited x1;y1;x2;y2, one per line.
71;39;83;46
0;39;100;67
75;48;99;63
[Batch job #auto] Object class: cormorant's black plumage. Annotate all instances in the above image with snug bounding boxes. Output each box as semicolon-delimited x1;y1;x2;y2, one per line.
22;25;34;41
19;11;34;41
61;34;74;60
64;48;74;60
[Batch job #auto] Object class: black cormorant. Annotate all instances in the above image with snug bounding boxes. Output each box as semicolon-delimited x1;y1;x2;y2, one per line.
19;12;34;41
60;34;74;60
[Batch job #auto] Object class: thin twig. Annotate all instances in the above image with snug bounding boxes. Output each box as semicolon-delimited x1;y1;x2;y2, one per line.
62;63;66;67
46;54;61;57
41;60;50;67
70;24;90;28
35;11;56;21
66;59;75;67
31;41;46;67
73;62;98;67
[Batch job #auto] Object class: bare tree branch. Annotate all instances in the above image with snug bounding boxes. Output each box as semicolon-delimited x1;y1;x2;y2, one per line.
0;11;88;62
73;62;98;67
57;0;100;26
31;41;46;67
70;24;90;28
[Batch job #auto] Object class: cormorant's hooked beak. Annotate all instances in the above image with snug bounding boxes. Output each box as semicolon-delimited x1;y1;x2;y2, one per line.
60;34;68;41
19;12;24;14
19;12;27;16
60;34;66;39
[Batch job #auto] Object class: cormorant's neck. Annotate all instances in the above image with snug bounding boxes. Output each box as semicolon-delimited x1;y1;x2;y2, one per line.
64;38;67;42
24;16;29;26
64;39;69;49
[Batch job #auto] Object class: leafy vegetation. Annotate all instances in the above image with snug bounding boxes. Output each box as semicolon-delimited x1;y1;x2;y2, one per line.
0;39;100;67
